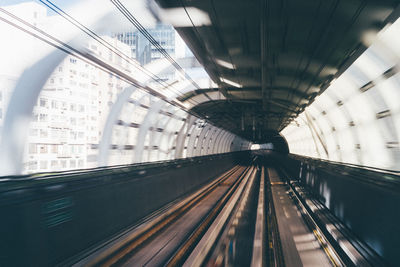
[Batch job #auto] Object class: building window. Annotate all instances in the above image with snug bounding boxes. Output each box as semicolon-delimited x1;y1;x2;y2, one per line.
70;131;77;140
70;58;77;64
70;160;76;168
78;159;84;168
51;100;58;109
51;144;58;153
61;160;67;168
32;114;39;122
40;129;48;138
29;129;38;136
51;160;58;168
39;114;48;122
28;161;38;171
39;145;48;153
28;144;37;154
40;160;47;169
39;98;47;107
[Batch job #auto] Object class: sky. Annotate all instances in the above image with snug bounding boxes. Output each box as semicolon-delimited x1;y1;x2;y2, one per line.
0;0;80;16
1;0;79;8
0;1;70;18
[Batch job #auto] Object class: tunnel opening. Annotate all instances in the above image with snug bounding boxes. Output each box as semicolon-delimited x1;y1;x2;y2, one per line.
251;130;289;154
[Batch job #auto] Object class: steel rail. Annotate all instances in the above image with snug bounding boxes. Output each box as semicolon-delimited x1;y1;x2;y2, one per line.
180;166;258;266
95;165;248;266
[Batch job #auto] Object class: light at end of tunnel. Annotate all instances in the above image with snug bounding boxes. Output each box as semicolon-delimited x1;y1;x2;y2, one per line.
250;143;274;150
220;78;242;88
251;144;261;150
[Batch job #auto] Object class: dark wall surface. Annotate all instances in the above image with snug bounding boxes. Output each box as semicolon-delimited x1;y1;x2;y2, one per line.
277;154;400;266
0;151;250;266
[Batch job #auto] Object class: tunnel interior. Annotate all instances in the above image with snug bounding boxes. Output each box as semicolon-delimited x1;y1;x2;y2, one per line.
0;1;399;266
0;0;399;174
250;130;289;154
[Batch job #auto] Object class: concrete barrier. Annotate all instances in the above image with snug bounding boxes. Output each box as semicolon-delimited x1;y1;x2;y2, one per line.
0;151;250;266
278;154;400;266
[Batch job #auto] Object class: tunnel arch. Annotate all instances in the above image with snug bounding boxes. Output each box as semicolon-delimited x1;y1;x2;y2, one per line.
281;18;400;171
0;2;251;175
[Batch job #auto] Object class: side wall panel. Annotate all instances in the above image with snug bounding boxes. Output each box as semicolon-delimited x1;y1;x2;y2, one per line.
279;155;400;266
0;152;250;266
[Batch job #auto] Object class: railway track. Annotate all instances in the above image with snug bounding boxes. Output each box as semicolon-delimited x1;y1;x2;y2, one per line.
73;159;384;267
74;163;261;267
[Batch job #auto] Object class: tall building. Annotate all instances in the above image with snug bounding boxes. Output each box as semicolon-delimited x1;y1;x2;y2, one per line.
23;35;137;173
0;2;139;173
112;23;176;66
112;24;198;90
0;1;47;139
1;2;205;174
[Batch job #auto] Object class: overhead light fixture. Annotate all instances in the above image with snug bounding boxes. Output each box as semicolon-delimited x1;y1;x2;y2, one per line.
308;86;321;93
361;29;379;47
215;59;235;69
220;78;242;88
148;0;211;27
161;7;211;27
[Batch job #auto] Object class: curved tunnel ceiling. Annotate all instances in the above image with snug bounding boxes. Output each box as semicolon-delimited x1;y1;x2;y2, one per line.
156;0;400;142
